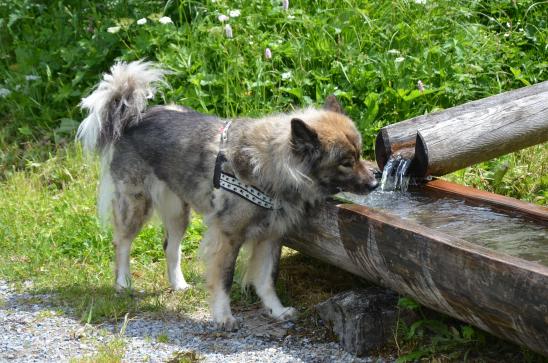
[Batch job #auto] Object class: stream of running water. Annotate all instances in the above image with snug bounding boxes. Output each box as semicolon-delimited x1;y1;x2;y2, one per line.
380;154;412;192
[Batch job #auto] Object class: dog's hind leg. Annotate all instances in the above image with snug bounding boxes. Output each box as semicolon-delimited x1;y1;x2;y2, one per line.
244;240;297;320
155;190;191;291
201;225;241;331
112;187;152;291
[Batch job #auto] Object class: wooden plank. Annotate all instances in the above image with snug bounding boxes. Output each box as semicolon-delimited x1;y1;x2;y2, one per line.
285;201;548;356
375;81;548;176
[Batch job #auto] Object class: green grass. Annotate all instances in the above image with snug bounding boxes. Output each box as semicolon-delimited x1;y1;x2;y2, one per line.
156;331;170;344
71;337;126;363
445;143;548;205
0;146;208;323
166;351;204;363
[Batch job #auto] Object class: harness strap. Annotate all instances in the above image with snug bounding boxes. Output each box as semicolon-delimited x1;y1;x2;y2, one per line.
213;121;279;210
219;172;277;209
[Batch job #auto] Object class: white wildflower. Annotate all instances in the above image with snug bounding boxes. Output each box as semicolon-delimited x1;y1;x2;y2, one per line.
504;32;510;37
414;0;426;4
25;75;40;81
159;16;173;24
387;49;400;55
137;18;147;25
0;88;11;98
281;71;292;80
282;0;289;11
417;80;424;93
225;24;233;38
229;10;240;18
107;26;121;33
395;57;405;63
218;14;229;22
265;48;272;59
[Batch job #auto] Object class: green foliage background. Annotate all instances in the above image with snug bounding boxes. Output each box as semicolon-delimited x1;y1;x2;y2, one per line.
1;1;547;147
1;0;546;202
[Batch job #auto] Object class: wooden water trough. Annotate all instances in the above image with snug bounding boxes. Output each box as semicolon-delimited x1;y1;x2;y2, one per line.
285;82;548;355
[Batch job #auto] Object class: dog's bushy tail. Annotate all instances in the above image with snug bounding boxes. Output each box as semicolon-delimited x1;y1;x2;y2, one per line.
77;60;166;152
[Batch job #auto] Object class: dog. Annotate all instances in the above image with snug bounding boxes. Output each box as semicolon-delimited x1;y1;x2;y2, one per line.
78;60;378;330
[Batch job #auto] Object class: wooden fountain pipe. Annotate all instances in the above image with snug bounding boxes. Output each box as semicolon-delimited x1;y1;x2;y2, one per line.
375;81;548;176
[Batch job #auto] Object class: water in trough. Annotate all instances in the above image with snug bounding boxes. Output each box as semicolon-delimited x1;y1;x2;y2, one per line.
339;154;548;266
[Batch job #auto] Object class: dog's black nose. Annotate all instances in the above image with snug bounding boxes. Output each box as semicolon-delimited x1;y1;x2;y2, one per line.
373;170;383;179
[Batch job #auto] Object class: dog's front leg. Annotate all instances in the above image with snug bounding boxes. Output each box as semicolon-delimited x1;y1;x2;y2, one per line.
201;227;241;331
244;240;297;320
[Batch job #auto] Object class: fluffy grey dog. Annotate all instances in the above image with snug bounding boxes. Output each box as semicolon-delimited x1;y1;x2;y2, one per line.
78;60;377;330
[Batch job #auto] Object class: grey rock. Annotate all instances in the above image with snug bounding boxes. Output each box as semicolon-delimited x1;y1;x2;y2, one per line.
316;287;400;356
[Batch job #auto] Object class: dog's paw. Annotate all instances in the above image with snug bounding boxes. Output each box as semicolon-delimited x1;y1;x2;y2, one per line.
114;283;132;294
170;282;191;291
215;315;241;331
272;306;298;321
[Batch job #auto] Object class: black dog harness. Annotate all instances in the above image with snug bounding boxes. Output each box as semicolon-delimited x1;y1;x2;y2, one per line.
213;121;279;210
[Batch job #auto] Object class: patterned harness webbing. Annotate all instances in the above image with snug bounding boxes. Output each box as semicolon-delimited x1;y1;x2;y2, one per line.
213;121;279;210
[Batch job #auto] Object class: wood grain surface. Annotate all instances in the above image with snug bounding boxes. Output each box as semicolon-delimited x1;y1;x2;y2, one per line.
375;81;548;176
285;182;548;355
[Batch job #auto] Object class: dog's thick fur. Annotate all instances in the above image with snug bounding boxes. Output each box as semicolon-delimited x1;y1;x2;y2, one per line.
79;60;377;330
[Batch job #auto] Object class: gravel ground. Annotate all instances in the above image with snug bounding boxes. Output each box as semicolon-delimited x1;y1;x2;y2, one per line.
0;281;388;362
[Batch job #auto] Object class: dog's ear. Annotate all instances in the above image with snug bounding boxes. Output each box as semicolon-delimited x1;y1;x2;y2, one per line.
323;95;344;114
291;118;321;158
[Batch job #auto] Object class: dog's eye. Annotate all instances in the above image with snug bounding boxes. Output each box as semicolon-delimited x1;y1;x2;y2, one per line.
340;160;354;169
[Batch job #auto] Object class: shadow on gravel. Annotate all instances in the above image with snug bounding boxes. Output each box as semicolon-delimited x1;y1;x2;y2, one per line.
26;284;167;323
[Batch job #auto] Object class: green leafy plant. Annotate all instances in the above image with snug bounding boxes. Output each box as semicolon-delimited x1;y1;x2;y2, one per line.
396;302;474;361
1;0;547;150
394;297;546;362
